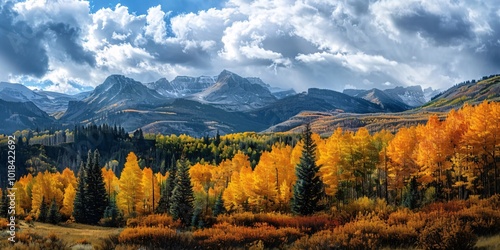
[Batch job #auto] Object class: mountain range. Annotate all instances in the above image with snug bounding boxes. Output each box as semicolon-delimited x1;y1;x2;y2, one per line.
0;70;497;136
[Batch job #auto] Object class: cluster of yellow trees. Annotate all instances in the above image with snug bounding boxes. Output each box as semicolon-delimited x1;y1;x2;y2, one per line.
8;153;168;218
6;101;500;218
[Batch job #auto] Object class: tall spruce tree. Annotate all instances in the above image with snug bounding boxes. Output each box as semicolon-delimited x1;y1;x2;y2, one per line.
156;158;177;214
291;124;324;215
73;161;88;223
48;199;61;224
85;150;108;224
38;197;48;222
169;159;194;226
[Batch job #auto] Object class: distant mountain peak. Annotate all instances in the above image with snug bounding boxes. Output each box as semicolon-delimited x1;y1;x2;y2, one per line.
193;70;277;111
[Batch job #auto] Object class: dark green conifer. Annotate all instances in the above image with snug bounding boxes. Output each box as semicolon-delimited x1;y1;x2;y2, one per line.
169;159;194;226
48;199;61;224
291;124;324;215
73;161;88;223
38;197;48;222
85;150;108;224
156;159;177;214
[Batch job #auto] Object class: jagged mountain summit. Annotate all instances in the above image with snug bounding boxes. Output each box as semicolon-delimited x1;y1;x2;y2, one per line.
145;76;217;97
61;75;167;121
192;70;278;111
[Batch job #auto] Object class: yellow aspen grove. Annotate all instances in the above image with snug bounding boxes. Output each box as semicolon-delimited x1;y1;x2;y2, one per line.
12;182;28;216
246;151;278;211
272;144;297;206
140;167;161;214
31;171;64;213
386;127;418;203
318;127;344;197
212;152;250;195
102;167;119;200
60;184;76;218
463;101;499;196
190;163;214;193
353;127;378;197
373;130;394;200
415;116;448;187
223;166;251;212
117;152;144;217
291;140;304;167
58;168;77;189
18;173;33;212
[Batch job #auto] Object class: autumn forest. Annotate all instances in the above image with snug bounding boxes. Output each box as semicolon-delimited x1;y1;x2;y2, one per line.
1;101;500;249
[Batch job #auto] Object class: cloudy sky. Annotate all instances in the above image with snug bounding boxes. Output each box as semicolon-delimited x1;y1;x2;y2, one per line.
0;0;499;94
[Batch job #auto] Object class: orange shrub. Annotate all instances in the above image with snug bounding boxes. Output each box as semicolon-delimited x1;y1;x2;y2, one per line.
387;208;413;226
289;230;339;250
193;222;303;249
422;199;469;213
455;205;500;235
127;214;181;229
418;216;477;250
11;232;68;249
332;214;385;250
118;227;193;249
380;224;418;248
216;212;255;226
217;212;337;233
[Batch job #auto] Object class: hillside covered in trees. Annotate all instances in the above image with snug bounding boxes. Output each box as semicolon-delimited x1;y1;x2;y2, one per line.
1;101;500;249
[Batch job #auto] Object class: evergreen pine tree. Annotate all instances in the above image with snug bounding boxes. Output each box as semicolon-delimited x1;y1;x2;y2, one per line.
213;193;226;217
156;160;177;214
0;189;9;218
85;150;108;224
291;123;324;215
48;199;61;224
169;159;194;226
73;161;88;223
102;198;122;227
38;197;48;222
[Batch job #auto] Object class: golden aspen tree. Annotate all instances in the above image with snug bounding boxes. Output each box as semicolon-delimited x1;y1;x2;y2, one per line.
117;152;144;217
102;167;119;200
444;109;470;199
18;174;33;212
140;167;160;214
223;165;251;212
386;127;418;203
318;127;343;198
373;130;394;200
415;116;445;186
60;184;76;218
248;151;279;211
353;127;378;197
190;163;214;193
464;101;499;196
58;168;77;189
13;182;28;216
